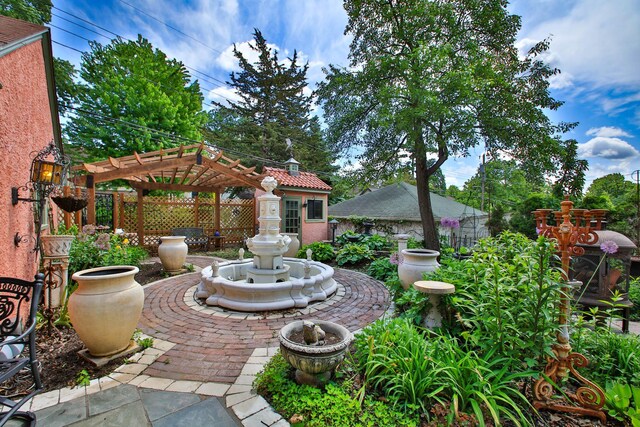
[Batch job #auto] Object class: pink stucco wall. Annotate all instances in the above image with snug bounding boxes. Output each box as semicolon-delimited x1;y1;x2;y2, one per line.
0;39;54;279
254;188;330;246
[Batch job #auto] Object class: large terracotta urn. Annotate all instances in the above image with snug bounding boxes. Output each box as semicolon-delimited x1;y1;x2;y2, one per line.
158;236;188;273
279;319;352;387
283;233;300;257
398;249;440;289
70;265;144;357
41;235;74;258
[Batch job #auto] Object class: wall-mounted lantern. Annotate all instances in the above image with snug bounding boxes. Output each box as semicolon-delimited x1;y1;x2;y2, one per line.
11;141;70;251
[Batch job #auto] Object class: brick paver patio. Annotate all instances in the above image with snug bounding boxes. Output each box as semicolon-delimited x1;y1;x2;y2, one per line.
139;259;390;384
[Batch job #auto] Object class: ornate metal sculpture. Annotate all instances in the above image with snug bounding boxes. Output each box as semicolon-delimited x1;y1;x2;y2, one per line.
532;196;607;423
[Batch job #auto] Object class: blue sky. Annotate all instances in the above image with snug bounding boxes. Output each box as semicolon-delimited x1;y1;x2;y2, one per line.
50;0;640;190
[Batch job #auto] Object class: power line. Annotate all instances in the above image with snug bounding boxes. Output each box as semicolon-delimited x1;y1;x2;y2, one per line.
116;0;224;56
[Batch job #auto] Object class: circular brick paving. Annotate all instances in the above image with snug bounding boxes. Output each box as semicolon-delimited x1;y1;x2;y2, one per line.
138;260;390;384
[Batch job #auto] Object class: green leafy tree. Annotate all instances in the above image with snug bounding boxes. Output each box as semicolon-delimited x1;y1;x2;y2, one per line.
586;173;635;204
67;36;207;160
509;193;559;238
206;29;336;176
318;0;575;250
0;0;51;24
551;139;588;198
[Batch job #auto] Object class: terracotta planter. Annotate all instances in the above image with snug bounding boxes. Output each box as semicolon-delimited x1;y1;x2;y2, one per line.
70;265;143;357
398;249;440;289
41;235;74;258
158;236;188;273
279;319;352;387
283;233;300;257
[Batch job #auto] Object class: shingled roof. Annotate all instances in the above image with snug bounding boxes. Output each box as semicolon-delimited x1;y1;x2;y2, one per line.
329;182;486;221
264;167;332;192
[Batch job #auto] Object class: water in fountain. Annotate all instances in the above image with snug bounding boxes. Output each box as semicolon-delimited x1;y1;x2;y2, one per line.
195;177;337;312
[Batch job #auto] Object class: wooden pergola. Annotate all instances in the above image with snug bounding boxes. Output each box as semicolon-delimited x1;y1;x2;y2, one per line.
72;143;265;241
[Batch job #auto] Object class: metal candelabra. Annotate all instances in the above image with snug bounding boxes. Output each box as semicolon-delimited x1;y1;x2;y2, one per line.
532;196;607;423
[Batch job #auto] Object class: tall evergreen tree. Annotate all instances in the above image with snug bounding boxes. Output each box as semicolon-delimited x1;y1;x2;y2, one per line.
206;29;336;176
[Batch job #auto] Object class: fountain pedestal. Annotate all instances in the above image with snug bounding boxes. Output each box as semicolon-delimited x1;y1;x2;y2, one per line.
196;176;337;312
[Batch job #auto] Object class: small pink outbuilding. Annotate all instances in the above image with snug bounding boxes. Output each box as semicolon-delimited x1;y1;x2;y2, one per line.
256;159;332;247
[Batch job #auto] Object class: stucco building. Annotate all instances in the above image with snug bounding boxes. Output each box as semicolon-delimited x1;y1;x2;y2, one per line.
0;16;63;278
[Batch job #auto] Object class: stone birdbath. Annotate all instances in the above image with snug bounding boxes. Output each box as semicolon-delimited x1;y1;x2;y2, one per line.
412;280;455;329
279;319;352;387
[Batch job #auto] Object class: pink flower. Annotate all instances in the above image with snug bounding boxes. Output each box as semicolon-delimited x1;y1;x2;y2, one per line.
440;217;460;229
600;240;618;255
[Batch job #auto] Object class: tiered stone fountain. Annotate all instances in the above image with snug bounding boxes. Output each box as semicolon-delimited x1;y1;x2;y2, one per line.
196;176;337;311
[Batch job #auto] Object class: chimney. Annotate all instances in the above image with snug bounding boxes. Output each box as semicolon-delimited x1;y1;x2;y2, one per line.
285;158;300;176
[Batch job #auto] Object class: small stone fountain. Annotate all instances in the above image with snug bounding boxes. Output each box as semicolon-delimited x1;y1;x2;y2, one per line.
279;319;352;387
196;177;337;311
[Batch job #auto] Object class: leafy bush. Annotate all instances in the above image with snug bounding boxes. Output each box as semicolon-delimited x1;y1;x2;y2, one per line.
335;243;375;266
366;257;397;282
572;320;640;387
354;318;533;425
254;352;419;427
361;234;391;251
296;241;335;262
604;381;640;425
629;276;640;321
69;225;147;278
422;232;563;370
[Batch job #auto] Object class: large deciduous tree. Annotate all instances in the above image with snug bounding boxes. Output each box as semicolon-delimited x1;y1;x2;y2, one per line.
67;36;207;161
0;0;51;24
317;0;575;249
206;29;336;176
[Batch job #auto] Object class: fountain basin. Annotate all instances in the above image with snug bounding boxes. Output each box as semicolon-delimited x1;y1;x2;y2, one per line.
279;319;352;386
197;258;337;312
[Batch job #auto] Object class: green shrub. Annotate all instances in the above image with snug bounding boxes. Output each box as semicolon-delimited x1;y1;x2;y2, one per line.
366;257;397;282
69;225;147;278
354;318;533;425
572;322;640;387
335;243;375;266
629;276;640;321
361;234;391;251
254;352;419;427
423;232;563;370
604;381;640;425
296;242;335;262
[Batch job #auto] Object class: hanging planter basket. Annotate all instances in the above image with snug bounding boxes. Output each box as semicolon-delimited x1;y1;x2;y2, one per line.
51;195;88;213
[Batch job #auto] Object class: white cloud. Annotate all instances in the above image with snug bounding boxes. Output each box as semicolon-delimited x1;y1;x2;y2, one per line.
578;137;639;159
586;127;633;138
518;0;640;90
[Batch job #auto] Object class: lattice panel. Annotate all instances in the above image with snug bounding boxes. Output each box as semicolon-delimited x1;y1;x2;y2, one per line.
118;194;254;246
220;199;255;244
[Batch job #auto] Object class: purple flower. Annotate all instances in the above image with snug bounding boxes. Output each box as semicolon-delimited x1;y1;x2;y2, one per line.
536;227;542;235
389;252;400;265
82;224;96;235
94;233;111;251
440;217;460;229
600;240;618;255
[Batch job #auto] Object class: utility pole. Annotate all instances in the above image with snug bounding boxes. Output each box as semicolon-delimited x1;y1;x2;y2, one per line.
480;153;486;212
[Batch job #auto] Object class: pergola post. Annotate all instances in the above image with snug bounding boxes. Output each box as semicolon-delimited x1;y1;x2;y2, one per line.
214;190;221;233
86;175;96;225
136;188;145;247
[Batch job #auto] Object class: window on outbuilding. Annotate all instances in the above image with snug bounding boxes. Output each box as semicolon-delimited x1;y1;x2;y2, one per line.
306;199;323;220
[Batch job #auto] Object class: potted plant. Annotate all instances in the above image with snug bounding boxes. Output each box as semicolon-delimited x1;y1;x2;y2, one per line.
40;223;78;258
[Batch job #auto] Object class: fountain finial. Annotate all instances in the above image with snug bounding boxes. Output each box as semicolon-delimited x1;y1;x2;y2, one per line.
261;176;278;194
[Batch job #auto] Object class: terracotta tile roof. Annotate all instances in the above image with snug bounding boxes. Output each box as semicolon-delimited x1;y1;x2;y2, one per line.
0;15;47;49
264;167;332;191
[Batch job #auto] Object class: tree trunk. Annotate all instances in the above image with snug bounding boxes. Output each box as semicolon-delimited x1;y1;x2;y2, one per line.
415;154;440;251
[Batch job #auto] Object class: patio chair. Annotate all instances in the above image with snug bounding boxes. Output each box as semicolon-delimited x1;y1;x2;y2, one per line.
0;273;44;426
